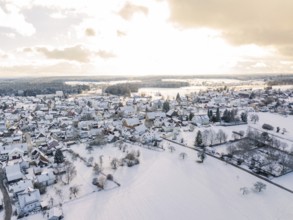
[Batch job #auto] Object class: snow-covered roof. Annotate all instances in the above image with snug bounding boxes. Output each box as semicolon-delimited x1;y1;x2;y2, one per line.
9;179;33;195
5;163;23;182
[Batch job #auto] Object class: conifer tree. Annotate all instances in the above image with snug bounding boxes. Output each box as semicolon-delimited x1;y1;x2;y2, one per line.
54;149;64;164
195;130;203;147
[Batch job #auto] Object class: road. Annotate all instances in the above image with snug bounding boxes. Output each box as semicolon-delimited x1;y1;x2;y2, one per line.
0;168;12;220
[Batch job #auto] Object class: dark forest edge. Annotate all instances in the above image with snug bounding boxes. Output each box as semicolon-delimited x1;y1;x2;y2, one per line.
104;81;189;96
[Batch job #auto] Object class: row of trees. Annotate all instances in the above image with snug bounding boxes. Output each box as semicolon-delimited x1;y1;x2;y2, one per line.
194;129;228;147
207;108;248;123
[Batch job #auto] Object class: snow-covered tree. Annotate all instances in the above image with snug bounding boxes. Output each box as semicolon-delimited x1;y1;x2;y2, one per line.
216;129;227;144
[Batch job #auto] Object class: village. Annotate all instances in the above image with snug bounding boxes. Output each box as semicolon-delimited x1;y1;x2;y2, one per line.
0;85;293;220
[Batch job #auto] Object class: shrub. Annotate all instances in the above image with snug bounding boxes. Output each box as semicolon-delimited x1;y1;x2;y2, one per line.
125;152;136;160
262;123;274;131
92;177;98;185
107;174;113;181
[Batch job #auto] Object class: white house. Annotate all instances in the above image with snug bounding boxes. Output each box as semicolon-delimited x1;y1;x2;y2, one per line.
5;163;23;183
9;180;33;197
0;143;28;161
191;115;210;126
35;170;56;186
122;118;140;128
17;188;41;216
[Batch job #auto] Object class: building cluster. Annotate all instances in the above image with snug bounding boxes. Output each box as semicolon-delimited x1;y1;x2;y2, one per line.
0;86;292;217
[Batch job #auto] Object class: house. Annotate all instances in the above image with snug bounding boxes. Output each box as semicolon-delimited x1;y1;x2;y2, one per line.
35;170;56;186
145;112;166;121
135;124;148;136
191;115;210;126
166;110;178;118
5;163;23;183
122;118;140;128
107;134;119;143
118;106;135;117
33;167;43;175
9;180;33;197
31;148;50;167
0;143;28;161
17;188;41;216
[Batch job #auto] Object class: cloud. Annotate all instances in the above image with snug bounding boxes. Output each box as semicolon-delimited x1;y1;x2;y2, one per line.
22;47;33;53
0;50;8;59
118;2;148;20
85;28;95;37
36;45;92;62
0;3;36;36
0;62;94;77
96;50;116;59
167;0;293;56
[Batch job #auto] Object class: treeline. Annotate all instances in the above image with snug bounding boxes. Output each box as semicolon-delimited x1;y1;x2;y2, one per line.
104;80;189;96
139;80;189;88
104;83;138;96
0;81;90;96
267;77;293;86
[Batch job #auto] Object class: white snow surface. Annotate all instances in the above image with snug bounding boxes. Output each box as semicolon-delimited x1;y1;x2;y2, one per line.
60;143;293;220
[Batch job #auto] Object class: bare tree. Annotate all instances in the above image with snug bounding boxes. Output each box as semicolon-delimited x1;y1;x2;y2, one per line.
253;182;266;192
93;163;101;175
202;130;210;146
88;156;94;164
197;149;206;163
136;150;140;157
179;152;187;159
280;142;288;151
55;187;64;202
216;129;227;144
86;145;93;154
62;161;77;185
69;185;80;198
250;114;259;124
282;128;287;135
236;140;251;151
240;187;249;195
111;158;119;169
71;152;78;162
168;146;175;153
99;155;104;168
227;143;238;155
272;138;281;149
209;129;216;146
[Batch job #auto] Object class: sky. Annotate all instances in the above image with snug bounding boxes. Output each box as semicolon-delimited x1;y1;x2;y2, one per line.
0;0;293;77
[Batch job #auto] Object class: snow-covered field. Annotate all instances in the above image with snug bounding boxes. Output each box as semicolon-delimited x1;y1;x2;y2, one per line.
65;143;293;220
253;112;293;141
26;142;292;220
